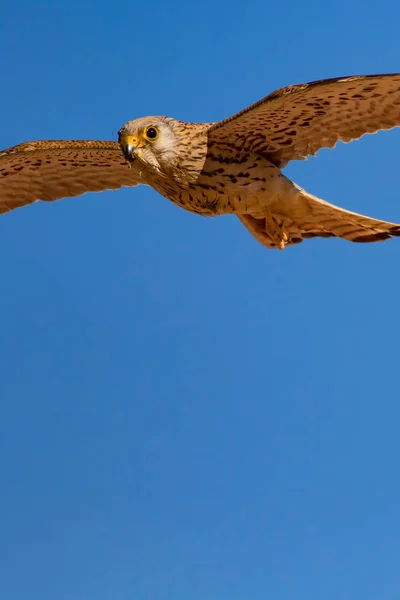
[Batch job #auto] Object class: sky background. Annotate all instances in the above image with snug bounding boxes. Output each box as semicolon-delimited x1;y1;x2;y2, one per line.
1;1;400;599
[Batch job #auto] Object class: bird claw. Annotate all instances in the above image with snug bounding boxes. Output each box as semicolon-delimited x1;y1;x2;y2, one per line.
266;214;289;250
278;233;288;250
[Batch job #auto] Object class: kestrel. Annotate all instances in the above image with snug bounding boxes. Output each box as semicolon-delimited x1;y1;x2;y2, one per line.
2;73;400;250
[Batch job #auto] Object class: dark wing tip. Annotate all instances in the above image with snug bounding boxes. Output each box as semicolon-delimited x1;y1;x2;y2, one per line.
352;226;400;243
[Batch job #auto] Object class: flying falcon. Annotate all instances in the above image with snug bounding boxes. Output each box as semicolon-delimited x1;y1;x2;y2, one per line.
1;73;400;250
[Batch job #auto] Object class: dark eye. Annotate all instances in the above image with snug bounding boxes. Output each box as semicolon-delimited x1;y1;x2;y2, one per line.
145;126;158;141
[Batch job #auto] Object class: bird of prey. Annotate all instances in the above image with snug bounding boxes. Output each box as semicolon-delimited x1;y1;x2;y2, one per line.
1;73;400;250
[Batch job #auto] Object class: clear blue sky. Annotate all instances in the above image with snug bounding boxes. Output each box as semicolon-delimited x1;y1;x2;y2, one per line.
1;2;400;599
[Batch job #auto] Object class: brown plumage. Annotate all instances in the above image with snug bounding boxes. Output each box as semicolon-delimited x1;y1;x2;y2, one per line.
2;73;400;250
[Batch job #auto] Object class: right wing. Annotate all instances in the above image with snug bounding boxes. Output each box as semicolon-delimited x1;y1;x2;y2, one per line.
0;140;142;215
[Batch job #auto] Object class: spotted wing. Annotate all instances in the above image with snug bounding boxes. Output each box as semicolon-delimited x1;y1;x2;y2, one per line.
0;140;141;215
208;74;400;168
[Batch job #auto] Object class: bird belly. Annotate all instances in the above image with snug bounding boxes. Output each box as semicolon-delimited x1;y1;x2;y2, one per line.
191;155;293;216
150;157;299;218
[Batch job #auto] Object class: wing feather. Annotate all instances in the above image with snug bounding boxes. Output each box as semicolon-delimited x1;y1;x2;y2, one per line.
208;74;400;167
0;140;141;215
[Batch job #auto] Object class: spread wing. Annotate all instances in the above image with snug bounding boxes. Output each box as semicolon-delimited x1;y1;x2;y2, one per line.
0;140;141;215
208;74;400;168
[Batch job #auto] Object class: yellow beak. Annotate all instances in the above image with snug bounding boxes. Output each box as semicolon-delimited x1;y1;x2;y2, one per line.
119;134;145;161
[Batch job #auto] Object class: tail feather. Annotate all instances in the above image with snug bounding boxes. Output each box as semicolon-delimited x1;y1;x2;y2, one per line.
294;187;400;243
238;187;400;249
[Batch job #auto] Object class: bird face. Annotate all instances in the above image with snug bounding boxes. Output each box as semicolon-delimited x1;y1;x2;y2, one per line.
118;117;178;173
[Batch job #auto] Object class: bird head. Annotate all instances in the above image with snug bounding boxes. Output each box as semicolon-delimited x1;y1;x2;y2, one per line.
118;116;209;185
118;117;183;172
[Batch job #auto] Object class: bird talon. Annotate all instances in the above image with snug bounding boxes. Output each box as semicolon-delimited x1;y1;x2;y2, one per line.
265;214;288;249
279;232;288;250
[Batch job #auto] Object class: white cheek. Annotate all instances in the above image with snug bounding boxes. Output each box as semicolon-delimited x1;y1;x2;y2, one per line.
156;129;176;161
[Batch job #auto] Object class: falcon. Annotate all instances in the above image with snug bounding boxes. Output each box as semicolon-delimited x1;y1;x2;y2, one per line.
2;73;400;250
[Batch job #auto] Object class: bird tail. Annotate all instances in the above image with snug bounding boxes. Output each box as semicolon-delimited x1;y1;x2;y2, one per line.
238;184;400;249
293;186;400;244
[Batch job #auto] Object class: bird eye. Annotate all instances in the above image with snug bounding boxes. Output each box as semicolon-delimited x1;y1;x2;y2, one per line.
144;126;159;141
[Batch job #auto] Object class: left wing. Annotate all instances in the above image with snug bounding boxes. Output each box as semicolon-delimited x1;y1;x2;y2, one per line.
208;74;400;168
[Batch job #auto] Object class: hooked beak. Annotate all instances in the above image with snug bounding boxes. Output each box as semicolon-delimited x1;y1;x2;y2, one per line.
118;134;144;163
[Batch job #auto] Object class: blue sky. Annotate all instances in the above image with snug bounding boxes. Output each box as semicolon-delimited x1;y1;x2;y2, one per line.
1;1;400;598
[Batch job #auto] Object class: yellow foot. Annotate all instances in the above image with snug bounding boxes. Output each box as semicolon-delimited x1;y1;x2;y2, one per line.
266;214;289;250
278;232;288;250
